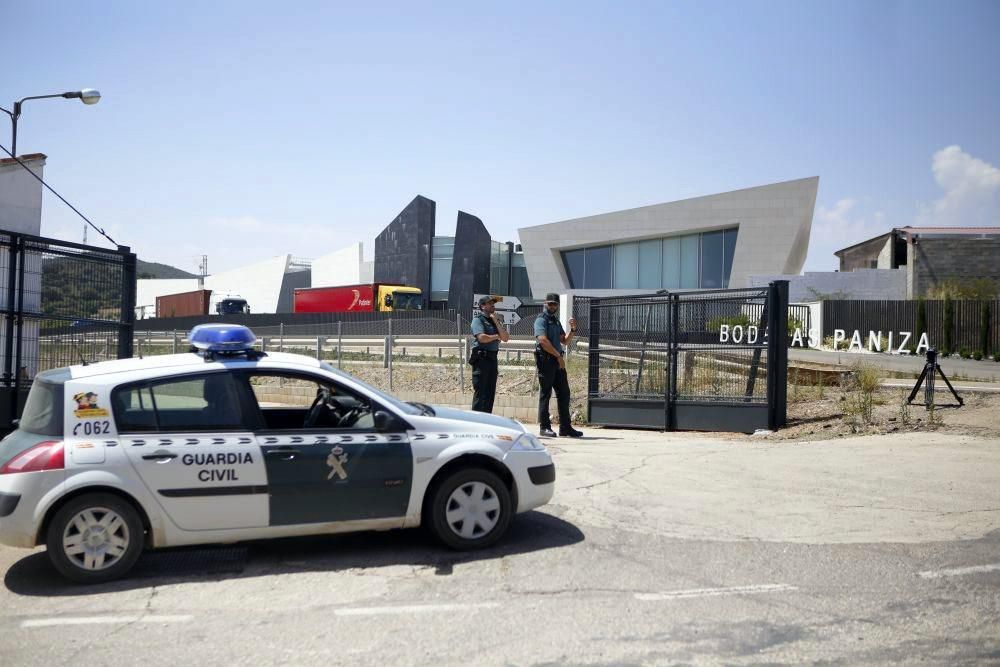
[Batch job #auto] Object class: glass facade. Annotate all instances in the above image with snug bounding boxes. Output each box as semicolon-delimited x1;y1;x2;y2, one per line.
430;236;454;302
561;227;739;290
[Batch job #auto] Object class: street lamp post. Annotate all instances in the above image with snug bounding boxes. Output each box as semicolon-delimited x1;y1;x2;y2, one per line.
0;88;101;157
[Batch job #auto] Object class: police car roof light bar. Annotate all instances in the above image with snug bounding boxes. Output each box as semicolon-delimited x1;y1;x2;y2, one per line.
188;324;266;362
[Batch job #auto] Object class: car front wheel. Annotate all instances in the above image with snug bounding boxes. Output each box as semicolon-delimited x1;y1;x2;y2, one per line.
46;493;144;584
429;468;514;550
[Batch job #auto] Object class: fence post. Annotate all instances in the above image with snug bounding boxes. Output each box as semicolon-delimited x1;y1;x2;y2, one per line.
766;280;789;430
387;317;393;392
337;321;342;369
587;298;601;426
316;336;323;361
172;329;178;354
457;313;464;393
279;322;284;353
117;246;137;360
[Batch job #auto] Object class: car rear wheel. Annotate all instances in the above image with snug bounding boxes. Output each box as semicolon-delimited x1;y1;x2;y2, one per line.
429;468;513;550
46;493;144;584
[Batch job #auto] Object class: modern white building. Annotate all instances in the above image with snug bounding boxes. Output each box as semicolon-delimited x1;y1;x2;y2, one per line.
136;254;311;318
311;242;374;288
517;177;819;298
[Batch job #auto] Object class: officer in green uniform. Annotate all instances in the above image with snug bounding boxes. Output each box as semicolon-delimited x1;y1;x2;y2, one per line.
534;293;583;438
470;295;509;413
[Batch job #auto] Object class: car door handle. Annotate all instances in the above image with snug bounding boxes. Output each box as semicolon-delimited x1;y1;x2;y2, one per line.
266;448;300;461
142;452;177;462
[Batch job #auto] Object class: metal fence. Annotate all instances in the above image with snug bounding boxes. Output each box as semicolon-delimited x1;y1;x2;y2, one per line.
587;282;789;432
2;230;136;430
822;299;999;354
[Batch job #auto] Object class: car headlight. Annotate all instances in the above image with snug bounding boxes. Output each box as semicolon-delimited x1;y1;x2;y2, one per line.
511;433;545;451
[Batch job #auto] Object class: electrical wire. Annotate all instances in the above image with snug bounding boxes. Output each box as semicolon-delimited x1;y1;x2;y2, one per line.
0;141;119;247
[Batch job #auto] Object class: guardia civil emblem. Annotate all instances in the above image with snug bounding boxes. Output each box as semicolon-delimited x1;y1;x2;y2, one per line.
326;446;349;480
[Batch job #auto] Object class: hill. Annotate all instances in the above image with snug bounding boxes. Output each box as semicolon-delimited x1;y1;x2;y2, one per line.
136;259;198;279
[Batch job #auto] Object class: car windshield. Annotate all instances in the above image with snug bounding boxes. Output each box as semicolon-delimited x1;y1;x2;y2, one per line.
392;292;423;310
319;362;421;415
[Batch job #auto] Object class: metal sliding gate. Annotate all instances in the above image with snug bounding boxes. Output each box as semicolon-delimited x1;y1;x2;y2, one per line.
587;281;789;433
1;230;136;432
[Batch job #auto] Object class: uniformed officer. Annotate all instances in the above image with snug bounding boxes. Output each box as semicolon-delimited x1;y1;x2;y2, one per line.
534;293;583;438
470;295;510;413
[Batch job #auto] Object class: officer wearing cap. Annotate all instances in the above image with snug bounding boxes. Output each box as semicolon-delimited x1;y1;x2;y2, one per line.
470;295;510;413
534;293;583;438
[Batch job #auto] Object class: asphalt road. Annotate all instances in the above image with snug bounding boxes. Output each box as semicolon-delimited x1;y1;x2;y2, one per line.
1;430;998;665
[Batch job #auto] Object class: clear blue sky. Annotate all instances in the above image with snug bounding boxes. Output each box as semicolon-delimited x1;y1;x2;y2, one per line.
3;0;998;273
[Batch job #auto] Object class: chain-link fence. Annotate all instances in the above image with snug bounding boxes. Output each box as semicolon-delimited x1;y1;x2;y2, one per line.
129;311;595;401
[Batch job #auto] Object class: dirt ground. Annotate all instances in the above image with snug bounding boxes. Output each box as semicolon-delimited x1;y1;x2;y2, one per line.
755;385;1000;441
338;359;999;440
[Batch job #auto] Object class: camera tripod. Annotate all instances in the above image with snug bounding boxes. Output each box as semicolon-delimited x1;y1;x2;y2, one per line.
907;348;963;407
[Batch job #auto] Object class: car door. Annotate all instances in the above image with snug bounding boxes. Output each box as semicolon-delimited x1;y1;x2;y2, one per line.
241;371;412;527
116;372;268;531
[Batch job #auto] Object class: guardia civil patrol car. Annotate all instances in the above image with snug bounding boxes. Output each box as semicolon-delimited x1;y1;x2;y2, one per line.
0;325;554;583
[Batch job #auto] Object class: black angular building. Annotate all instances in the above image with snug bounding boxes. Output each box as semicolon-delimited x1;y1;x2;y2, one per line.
373;195;532;313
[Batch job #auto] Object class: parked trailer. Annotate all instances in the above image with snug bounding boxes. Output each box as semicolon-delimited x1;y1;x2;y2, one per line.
155;289;212;318
293;283;423;313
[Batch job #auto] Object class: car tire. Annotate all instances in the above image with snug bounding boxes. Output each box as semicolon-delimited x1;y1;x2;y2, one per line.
429;468;513;551
46;493;144;584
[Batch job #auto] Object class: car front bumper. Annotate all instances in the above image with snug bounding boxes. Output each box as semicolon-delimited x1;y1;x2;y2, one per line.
503;450;555;513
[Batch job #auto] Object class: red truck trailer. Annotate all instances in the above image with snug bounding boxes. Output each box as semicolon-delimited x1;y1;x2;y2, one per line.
156;289;212;318
293;284;423;313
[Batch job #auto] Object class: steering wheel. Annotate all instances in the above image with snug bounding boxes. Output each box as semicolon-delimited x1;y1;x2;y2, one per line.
304;387;334;428
337;406;364;428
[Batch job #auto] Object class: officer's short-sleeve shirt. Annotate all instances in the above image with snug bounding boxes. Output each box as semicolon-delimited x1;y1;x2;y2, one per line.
471;314;500;351
534;313;564;355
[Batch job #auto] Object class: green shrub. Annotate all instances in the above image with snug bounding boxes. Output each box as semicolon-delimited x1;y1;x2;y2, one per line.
973;351;983;361
915;298;927;348
943;296;954;356
959;347;971;359
843;361;883;426
980;301;990;358
706;314;751;332
994;352;1000;363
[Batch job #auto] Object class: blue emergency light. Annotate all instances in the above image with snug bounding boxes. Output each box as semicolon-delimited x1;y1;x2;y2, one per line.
188;324;263;361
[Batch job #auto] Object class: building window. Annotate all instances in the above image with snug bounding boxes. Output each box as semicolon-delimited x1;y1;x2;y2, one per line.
430;236;454;302
613;243;638;289
680;235;700;288
700;230;724;289
723;228;738;287
560;227;739;290
584;246;612;288
562;249;585;288
638;239;661;289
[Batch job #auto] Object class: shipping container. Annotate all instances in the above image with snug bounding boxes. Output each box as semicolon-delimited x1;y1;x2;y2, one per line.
156;289;212;318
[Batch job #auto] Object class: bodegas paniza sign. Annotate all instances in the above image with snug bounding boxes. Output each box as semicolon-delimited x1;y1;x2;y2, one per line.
719;325;931;354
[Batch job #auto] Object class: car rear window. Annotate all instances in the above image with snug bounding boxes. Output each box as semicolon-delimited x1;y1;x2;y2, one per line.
18;370;69;436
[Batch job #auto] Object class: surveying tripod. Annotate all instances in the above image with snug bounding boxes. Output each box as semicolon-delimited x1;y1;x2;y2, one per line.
907;349;963;407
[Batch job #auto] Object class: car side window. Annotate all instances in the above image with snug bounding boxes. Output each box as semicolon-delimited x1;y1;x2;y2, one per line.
114;386;157;432
244;372;374;431
112;373;248;433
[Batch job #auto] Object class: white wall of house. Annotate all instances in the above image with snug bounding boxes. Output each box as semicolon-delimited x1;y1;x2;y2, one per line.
312;242;373;287
0;154;45;236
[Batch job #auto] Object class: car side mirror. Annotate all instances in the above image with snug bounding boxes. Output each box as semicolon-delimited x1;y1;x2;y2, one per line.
373;409;397;432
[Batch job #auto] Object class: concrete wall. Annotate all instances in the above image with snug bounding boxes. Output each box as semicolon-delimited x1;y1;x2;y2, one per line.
748;269;907;301
447;211;492;313
909;236;1000;298
836;233;890;272
0;154;45;235
375;195;435;307
518;177;818;298
312;242;366;287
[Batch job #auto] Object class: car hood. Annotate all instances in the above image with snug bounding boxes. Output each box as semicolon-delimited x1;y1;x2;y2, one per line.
427;405;525;433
